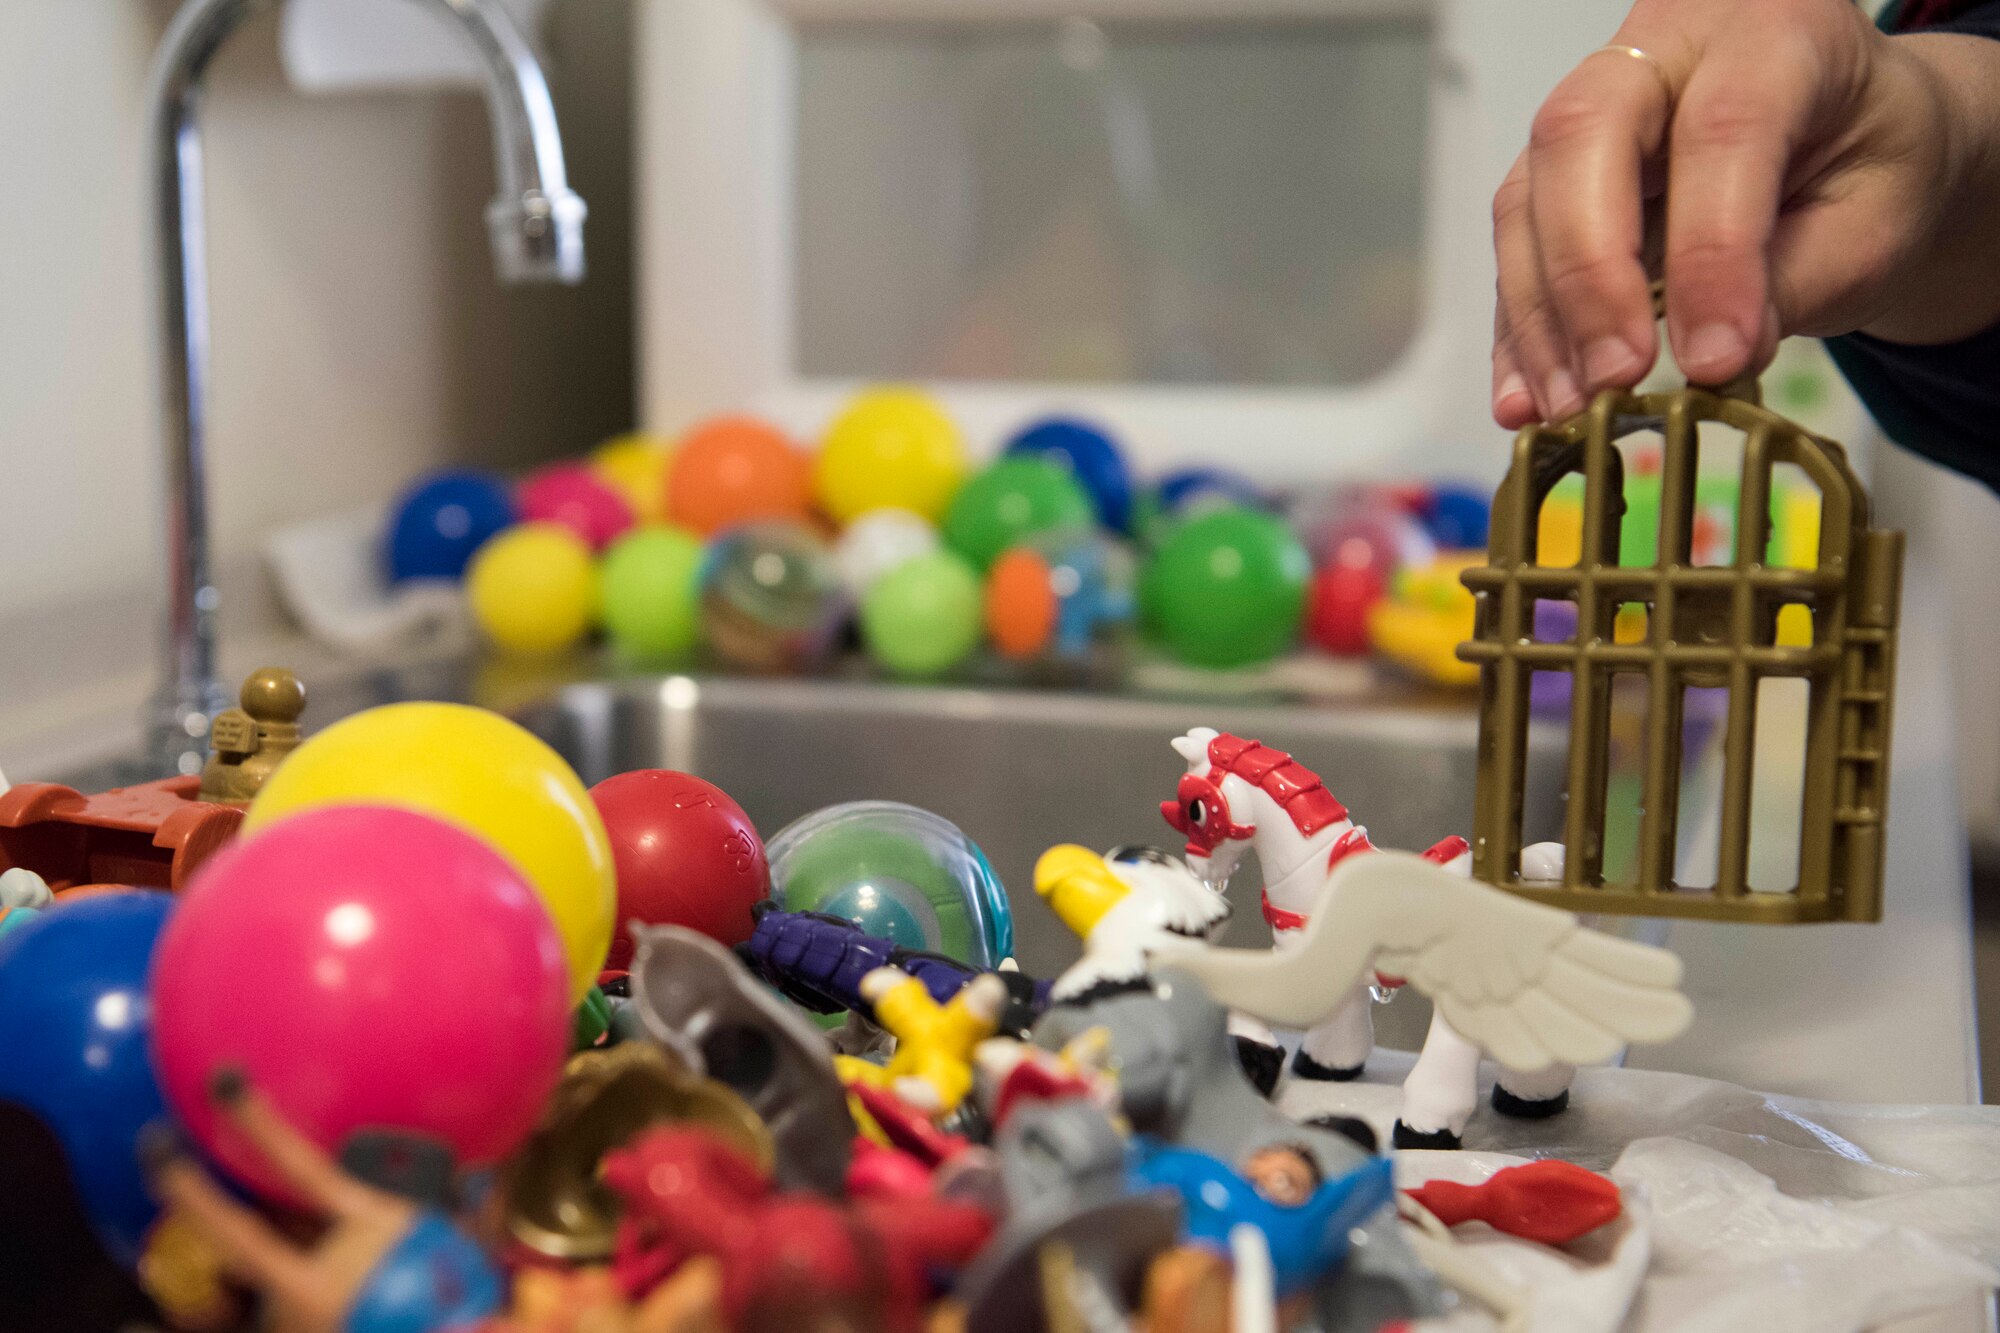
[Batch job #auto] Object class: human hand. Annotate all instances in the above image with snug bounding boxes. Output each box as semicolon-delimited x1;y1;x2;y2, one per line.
1492;0;2000;427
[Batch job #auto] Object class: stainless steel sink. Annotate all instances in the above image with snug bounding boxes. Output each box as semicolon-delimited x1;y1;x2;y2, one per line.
57;660;1567;1048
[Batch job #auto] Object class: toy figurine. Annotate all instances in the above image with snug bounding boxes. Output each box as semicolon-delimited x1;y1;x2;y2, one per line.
628;924;856;1196
1032;844;1231;1002
601;1125;993;1333
146;1071;504;1333
503;1043;774;1261
835;967;1009;1118
1160;726;1591;1148
1126;1138;1396;1296
739;903;1048;1037
197;666;307;806
1028;969;1446;1327
1147;841;1694;1149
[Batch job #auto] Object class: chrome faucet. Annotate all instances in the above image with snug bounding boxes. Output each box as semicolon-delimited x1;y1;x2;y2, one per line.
143;0;586;774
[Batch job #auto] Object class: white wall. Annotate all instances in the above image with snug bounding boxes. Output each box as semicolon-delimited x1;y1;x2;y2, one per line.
0;0;633;627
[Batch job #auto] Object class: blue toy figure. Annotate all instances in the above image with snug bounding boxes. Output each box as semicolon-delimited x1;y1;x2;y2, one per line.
383;470;517;583
0;892;175;1265
1004;417;1135;532
1423;482;1493;550
1128;1138;1396;1296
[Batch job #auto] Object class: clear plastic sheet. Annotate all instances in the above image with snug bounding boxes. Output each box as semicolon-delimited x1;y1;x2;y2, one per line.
1281;1051;2000;1332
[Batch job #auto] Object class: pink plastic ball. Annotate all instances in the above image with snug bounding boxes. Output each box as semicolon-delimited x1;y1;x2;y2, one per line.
518;463;637;550
149;806;571;1206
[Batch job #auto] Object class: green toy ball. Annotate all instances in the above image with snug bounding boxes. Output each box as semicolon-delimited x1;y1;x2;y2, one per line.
861;551;983;678
599;524;703;660
941;457;1094;570
1141;506;1310;668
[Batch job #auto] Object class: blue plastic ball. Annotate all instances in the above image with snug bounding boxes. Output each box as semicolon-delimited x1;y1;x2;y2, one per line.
1155;467;1264;515
1004;418;1135;532
0;892;174;1265
1424;483;1492;549
385;470;518;583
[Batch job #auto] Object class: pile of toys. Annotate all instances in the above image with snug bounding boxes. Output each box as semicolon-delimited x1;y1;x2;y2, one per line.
0;675;1700;1333
379;387;1505;685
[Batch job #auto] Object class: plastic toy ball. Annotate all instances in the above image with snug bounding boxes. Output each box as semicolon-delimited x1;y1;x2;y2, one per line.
243;701;616;1004
1002;416;1133;531
701;521;848;672
518;462;637;551
601;525;704;661
465;522;599;657
152;807;570;1207
985;528;1137;661
0;891;174;1265
1140;506;1310;669
589;769;768;967
384;470;517;583
766;801;1011;968
834;507;940;599
860;550;983;679
1424;482;1492;550
815;387;968;524
1307;562;1385;657
1132;467;1265;547
591;432;674;522
941;457;1095;571
664;416;812;536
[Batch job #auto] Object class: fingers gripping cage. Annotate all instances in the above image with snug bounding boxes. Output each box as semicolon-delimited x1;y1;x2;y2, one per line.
1461;385;1903;923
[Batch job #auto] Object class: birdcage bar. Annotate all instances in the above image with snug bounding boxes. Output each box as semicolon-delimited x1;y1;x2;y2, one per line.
1634;394;1699;892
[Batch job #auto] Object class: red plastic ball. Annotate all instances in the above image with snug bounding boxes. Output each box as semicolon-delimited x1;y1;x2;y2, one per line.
1307;562;1385;656
589;770;768;966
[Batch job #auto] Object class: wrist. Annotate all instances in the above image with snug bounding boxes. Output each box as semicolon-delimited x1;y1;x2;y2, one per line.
1861;33;2000;344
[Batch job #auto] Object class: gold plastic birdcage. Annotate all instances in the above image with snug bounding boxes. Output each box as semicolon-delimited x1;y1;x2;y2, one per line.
1461;378;1903;924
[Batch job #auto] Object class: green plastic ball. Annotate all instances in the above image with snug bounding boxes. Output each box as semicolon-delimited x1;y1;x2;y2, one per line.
861;551;983;678
941;457;1094;570
1141;506;1310;668
599;524;703;660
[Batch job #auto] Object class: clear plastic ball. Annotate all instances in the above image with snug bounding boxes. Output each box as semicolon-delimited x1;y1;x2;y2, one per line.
764;801;1012;967
699;521;848;672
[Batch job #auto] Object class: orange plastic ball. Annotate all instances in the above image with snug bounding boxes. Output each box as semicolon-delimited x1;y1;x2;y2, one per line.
985;547;1058;659
663;416;812;536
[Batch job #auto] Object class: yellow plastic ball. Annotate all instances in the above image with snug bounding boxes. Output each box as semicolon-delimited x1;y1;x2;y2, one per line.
591;432;675;522
243;701;616;1004
815;387;968;524
466;522;598;657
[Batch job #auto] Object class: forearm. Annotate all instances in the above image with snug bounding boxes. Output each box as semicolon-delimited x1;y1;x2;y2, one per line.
1861;32;2000;344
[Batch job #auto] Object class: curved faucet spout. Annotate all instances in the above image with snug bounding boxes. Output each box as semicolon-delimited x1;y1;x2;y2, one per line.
143;0;586;773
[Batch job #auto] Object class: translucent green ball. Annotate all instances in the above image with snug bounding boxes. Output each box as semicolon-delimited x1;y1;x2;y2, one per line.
941;457;1094;570
599;524;703;660
1140;506;1310;668
861;551;983;678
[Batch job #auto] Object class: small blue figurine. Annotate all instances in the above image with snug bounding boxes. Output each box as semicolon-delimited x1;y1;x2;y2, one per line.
1128;1138;1396;1296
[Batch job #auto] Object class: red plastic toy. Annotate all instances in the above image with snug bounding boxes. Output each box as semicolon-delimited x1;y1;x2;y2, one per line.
588;770;769;966
1404;1160;1621;1246
602;1126;992;1332
0;776;241;894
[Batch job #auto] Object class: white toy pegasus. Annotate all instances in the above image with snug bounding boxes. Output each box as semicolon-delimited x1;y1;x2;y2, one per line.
1159;727;1670;1148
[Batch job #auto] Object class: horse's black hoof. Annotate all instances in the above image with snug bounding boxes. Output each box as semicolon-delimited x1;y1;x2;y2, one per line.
1234;1037;1285;1098
1291;1049;1365;1082
1304;1113;1379;1155
1391;1121;1463;1151
1491;1085;1571;1120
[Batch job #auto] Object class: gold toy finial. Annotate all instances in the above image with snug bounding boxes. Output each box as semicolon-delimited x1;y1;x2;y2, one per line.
199;667;307;807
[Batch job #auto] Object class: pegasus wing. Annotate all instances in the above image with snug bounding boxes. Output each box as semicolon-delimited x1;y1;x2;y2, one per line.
1152;851;1691;1071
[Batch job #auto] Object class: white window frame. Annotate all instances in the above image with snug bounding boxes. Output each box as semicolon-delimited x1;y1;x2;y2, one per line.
635;0;1624;482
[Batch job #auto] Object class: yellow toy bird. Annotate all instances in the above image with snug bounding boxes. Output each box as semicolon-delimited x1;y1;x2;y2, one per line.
835;966;1009;1118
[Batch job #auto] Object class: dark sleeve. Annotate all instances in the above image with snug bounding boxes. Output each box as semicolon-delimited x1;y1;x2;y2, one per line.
1819;0;2000;492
